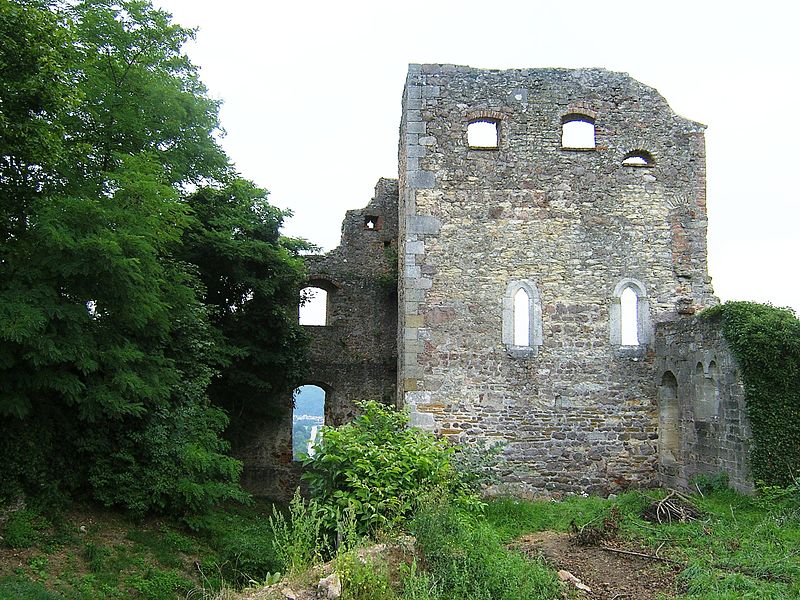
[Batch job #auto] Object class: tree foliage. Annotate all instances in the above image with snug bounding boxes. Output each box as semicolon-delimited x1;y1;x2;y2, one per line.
703;302;800;486
0;0;308;514
181;180;310;419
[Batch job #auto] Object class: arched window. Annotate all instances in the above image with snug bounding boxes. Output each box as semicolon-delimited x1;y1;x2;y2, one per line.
502;279;543;357
610;278;651;350
622;150;655;167
292;384;326;460
513;288;530;346
299;286;328;326
658;371;681;465
467;119;499;149
620;287;639;345
561;114;595;150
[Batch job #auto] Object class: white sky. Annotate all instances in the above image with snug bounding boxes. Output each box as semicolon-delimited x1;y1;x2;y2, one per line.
155;0;800;314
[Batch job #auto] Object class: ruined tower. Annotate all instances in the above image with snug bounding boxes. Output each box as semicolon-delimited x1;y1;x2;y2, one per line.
397;64;718;495
242;64;759;501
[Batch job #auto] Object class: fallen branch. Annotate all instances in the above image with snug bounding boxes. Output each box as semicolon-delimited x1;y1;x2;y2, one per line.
599;546;681;564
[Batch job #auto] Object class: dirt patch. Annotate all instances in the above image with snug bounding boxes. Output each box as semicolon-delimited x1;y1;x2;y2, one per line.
511;531;679;599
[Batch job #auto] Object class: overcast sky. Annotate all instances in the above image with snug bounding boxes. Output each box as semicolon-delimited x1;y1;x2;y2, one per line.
155;0;799;314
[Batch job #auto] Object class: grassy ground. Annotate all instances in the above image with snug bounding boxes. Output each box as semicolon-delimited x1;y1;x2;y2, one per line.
0;500;281;599
483;488;800;599
2;487;798;599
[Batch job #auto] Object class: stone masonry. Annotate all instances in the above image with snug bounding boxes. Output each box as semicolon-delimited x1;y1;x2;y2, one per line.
244;64;756;499
397;65;719;496
303;177;399;424
238;180;399;500
655;315;753;494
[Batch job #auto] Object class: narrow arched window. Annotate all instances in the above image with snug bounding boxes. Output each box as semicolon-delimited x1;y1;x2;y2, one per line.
610;278;651;351
299;286;327;326
513;288;530;346
620;287;639;345
561;114;595;149
467;119;499;149
292;384;326;460
502;279;543;357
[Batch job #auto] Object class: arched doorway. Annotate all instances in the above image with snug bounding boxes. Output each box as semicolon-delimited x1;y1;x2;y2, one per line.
292;384;326;460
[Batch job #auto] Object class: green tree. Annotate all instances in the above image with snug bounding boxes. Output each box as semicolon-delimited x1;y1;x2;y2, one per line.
181;179;310;420
0;0;305;515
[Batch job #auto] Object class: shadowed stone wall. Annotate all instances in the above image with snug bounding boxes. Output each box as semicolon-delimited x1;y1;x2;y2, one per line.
303;178;399;424
655;316;753;494
237;179;399;501
397;64;718;496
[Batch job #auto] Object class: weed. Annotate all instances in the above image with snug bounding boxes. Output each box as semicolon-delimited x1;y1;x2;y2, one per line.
27;556;48;579
337;551;397;600
754;481;800;511
400;560;441;600
483;493;612;541
411;501;561;600
268;488;326;575
0;575;61;599
189;500;282;588
127;527;192;568
127;567;194;599
692;472;730;494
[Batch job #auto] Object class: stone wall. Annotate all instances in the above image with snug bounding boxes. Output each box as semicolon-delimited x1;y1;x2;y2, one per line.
655;316;753;493
237;179;399;501
238;64;742;500
397;64;718;496
304;177;399;423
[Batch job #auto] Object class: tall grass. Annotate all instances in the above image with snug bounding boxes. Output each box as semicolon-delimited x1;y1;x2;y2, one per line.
408;501;561;600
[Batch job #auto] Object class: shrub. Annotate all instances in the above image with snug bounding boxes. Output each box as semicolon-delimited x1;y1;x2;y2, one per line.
301;401;479;536
703;302;800;486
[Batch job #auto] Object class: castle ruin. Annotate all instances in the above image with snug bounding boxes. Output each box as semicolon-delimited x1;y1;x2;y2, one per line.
238;65;754;499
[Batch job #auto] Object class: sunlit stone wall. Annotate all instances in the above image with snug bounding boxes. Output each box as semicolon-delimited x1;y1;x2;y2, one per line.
397;64;718;496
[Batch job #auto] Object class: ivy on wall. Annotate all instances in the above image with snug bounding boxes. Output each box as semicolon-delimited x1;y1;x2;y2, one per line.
704;302;800;486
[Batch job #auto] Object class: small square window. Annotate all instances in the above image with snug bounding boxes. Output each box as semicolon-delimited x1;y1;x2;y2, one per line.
561;114;595;150
467;119;499;149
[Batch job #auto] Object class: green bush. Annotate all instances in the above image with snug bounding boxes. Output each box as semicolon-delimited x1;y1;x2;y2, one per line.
84;400;250;518
703;302;800;486
301;401;480;536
